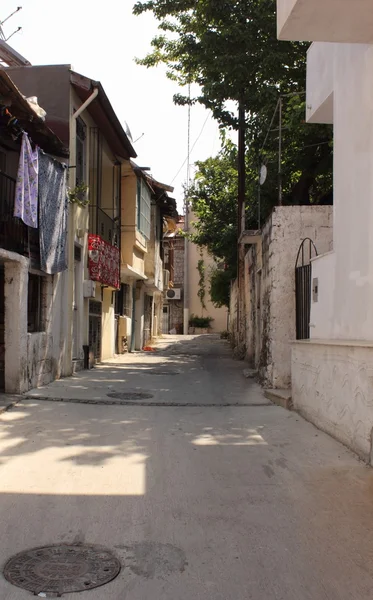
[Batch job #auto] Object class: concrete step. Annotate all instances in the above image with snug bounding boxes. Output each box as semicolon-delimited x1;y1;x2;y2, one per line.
0;394;21;415
264;389;293;410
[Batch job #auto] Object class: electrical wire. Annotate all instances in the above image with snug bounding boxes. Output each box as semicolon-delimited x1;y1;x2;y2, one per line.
171;112;211;185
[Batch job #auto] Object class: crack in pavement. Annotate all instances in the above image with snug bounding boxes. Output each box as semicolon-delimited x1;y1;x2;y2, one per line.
24;396;273;408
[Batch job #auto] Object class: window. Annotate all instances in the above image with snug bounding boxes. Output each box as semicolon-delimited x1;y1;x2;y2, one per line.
115;283;131;317
0;150;6;173
137;178;151;240
28;274;45;333
76;117;86;185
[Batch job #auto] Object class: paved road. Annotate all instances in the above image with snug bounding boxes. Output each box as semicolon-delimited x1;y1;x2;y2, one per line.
1;335;373;598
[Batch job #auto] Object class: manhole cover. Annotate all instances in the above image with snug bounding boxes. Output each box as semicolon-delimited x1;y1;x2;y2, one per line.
107;391;154;400
4;544;121;596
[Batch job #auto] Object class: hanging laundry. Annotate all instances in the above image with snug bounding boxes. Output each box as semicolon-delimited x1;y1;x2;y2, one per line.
14;132;39;228
38;151;68;274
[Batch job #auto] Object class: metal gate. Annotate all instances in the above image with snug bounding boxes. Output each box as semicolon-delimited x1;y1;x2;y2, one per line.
143;294;153;347
89;300;102;363
295;238;317;340
162;305;169;334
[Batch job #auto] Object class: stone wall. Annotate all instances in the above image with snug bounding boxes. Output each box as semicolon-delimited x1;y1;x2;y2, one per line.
238;206;333;388
292;341;373;462
27;274;56;389
229;279;239;348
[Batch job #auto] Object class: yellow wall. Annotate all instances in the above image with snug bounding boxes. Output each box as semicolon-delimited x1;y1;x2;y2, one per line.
188;211;228;333
120;162;146;276
101;288;115;360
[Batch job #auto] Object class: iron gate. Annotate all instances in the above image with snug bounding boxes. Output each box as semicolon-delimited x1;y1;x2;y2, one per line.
89;300;102;363
143;294;153;347
295;238;317;340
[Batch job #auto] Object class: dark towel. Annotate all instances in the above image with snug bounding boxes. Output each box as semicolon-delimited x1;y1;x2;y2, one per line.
38;151;68;274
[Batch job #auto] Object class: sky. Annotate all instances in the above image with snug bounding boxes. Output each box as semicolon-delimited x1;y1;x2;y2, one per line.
1;0;222;210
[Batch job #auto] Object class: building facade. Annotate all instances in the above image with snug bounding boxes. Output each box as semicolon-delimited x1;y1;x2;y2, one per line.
277;0;373;460
0;70;69;393
119;161;176;351
9;65;136;373
163;213;228;335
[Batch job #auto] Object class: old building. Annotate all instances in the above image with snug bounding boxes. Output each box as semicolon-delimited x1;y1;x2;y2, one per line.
0;70;69;393
230;206;332;388
163;213;228;335
119;161;176;351
276;0;373;461
9;64;137;369
163;216;185;334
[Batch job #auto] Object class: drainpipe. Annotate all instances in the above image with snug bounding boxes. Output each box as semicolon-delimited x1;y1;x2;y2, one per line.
73;87;99;120
183;202;189;335
64;87;99;374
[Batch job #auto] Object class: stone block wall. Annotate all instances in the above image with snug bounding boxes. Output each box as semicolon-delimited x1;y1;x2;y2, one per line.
241;206;333;388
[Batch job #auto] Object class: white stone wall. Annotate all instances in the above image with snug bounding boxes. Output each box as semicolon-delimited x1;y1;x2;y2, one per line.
244;206;333;389
27;274;56;389
309;250;335;338
292;341;373;461
2;249;68;393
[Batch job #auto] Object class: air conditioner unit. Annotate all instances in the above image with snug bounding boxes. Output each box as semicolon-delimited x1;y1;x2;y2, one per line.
166;288;182;300
83;280;96;298
163;269;170;289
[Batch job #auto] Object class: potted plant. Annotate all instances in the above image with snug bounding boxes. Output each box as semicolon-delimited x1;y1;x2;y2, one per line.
188;314;214;334
68;183;89;207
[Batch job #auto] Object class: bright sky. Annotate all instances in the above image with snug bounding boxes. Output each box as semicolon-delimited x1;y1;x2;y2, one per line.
1;0;222;210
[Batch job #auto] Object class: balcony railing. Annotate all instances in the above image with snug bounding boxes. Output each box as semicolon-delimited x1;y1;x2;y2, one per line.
89;204;120;248
0;172;40;268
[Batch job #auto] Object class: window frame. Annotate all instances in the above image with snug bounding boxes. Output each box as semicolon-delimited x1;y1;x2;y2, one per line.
136;178;151;240
75;116;87;186
27;274;45;333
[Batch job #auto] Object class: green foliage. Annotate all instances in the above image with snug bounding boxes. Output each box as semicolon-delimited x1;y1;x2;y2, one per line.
209;267;234;308
68;183;89;207
133;0;307;128
133;0;333;209
189;314;213;328
196;253;207;310
134;0;333;302
188;139;238;275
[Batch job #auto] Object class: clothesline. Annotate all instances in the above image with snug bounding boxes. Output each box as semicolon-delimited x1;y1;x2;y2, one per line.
13;131;68;275
0;103;68;169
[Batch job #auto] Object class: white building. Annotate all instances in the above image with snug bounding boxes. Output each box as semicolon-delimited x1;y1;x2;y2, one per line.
277;0;373;461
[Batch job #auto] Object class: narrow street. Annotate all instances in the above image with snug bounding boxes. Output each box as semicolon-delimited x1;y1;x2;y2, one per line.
1;335;373;599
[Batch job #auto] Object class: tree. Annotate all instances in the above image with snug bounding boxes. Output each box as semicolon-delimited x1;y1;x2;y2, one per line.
133;0;333;303
188;140;238;273
133;0;307;128
133;0;333;206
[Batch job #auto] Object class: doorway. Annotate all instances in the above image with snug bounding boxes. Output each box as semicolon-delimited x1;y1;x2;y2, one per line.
162;305;169;335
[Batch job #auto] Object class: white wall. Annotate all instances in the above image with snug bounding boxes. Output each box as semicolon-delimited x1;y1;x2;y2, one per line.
277;0;373;43
306;42;335;124
188;212;228;333
292;341;373;461
310;251;335;339
308;43;373;341
246;206;333;389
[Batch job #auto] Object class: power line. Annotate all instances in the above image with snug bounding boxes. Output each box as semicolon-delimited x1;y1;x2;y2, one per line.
171;112;211;185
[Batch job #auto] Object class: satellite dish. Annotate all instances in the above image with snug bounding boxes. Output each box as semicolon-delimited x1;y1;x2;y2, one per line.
260;165;267;186
124;121;133;142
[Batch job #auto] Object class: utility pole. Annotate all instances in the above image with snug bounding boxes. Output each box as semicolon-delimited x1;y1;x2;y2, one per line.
183;85;191;335
278;95;283;206
238;102;246;237
237;101;246;344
